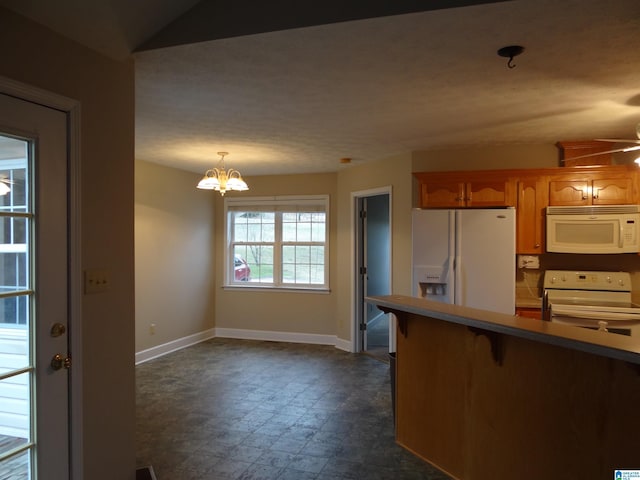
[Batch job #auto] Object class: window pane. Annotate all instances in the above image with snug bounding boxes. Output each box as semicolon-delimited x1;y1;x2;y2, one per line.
0;371;31;451
234;222;248;242
282;246;295;263
282;222;296;242
282;245;325;285
295;245;310;263
0;449;31;480
310;246;324;264
247;224;262;240
235;245;273;283
0;253;28;292
310;264;324;284
311;222;325;242
0;296;28;326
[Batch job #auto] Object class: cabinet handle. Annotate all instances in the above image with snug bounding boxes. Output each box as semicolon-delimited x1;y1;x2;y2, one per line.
593;188;599;199
535;243;540;248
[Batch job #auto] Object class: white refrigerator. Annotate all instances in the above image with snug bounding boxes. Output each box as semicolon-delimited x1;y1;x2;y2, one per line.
412;208;515;315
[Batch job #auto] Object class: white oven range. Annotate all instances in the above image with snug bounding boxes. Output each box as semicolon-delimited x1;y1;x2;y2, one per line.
542;270;640;338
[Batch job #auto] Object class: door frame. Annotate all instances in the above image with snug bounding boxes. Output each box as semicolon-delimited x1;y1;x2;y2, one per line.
0;75;82;480
350;186;392;353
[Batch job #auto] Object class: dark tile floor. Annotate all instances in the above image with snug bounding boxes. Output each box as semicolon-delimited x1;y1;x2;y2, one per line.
136;338;452;480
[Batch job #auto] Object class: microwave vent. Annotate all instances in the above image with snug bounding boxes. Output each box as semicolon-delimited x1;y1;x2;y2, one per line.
546;205;640;215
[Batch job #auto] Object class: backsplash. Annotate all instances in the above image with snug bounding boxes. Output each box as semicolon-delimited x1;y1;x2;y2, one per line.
515;253;640;306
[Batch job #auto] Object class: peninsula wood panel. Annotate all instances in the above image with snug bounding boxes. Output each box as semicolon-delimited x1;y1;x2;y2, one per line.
395;313;640;480
396;316;469;479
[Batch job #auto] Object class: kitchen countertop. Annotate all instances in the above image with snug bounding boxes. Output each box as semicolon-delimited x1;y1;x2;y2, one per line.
367;295;640;365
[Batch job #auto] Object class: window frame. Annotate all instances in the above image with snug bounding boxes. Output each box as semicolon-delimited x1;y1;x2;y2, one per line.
224;195;330;291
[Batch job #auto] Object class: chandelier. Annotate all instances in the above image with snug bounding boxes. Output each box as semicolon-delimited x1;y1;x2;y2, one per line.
196;151;249;196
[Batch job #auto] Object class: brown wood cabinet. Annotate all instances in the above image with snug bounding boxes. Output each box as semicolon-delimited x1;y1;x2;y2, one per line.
548;167;637;206
416;171;516;208
516;176;548;254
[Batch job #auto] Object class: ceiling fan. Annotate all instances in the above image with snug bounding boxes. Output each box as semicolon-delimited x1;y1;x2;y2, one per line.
0;177;12;195
568;123;640;162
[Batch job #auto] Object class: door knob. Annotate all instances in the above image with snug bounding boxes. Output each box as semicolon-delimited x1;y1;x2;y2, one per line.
51;354;72;370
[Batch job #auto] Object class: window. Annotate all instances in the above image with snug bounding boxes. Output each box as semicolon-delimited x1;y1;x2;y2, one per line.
225;195;329;290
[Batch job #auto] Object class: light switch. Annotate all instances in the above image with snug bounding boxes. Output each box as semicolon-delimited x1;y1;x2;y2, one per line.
84;268;111;294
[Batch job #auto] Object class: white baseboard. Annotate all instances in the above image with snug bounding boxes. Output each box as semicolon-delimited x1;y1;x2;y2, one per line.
334;337;354;352
215;327;337;346
135;328;215;364
135;328;354;364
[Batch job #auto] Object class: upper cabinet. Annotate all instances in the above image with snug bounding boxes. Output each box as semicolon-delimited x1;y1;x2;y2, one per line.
548;170;636;206
517;176;548;254
416;172;516;208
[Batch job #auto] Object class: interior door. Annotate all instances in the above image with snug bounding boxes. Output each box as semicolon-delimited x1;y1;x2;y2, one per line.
356;193;391;354
0;93;70;479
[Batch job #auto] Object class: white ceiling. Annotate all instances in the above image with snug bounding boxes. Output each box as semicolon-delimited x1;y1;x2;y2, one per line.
3;0;640;176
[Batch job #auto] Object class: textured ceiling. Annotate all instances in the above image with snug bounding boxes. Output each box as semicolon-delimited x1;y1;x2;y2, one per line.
3;0;640;176
134;0;640;175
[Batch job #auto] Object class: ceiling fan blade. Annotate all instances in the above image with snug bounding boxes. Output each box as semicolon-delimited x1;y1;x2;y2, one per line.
562;145;640;162
594;139;640;144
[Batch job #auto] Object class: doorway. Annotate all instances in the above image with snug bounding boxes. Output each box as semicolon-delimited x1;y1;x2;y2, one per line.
354;188;391;359
0;85;79;480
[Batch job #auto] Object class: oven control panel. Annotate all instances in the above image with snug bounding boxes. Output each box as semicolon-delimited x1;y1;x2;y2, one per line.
543;270;631;292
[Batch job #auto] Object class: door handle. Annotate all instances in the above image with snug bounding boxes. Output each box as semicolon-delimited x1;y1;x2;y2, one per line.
51;354;72;371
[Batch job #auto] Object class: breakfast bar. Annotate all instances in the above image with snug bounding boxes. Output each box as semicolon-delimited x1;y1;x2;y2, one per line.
368;295;640;480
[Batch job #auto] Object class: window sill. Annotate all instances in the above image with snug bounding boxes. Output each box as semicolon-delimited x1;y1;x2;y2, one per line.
222;285;331;294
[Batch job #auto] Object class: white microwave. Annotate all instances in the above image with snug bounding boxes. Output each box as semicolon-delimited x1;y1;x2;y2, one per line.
546;205;640;254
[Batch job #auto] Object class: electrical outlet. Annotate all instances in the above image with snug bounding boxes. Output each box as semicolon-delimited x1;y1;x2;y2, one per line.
517;255;540;269
84;268;111;294
149;323;156;335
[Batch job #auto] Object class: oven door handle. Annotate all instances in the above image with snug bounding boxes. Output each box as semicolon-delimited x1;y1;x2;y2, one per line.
551;305;640;322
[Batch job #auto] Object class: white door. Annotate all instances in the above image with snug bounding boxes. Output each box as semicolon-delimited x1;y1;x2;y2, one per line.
456;209;516;314
0;93;70;479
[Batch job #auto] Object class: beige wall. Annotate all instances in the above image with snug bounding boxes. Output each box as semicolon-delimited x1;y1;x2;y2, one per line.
135;160;215;352
335;153;414;342
1;8;136;480
214;173;339;336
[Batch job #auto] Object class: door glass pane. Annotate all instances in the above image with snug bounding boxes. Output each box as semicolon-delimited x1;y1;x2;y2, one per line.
0;135;33;480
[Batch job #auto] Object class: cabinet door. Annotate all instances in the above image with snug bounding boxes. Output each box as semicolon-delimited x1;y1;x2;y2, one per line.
466;180;514;207
592;177;634;205
420;181;464;207
548;180;590;206
517;178;546;253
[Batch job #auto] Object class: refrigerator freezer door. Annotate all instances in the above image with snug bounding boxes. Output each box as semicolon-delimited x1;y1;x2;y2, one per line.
411;209;455;304
455;209;516;315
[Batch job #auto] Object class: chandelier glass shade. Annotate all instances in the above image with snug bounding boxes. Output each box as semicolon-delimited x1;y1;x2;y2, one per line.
197;152;249;195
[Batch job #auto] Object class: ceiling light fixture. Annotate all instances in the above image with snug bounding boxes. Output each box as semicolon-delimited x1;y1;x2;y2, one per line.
497;45;525;69
197;151;249;196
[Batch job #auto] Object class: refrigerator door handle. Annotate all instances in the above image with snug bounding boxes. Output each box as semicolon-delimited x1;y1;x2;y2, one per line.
453;210;462;306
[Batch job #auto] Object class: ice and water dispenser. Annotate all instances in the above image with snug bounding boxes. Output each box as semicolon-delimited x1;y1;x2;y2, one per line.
413;266;449;302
